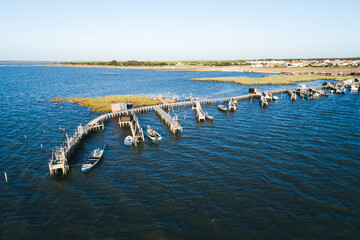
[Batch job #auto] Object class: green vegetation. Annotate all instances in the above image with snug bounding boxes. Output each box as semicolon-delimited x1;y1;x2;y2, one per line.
63;60;176;67
188;74;351;85
51;94;162;112
61;60;250;67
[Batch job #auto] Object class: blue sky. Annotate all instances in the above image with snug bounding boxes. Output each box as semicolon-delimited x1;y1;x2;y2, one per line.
1;0;359;61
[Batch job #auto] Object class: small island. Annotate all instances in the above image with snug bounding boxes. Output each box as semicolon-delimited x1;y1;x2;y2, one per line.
51;94;174;112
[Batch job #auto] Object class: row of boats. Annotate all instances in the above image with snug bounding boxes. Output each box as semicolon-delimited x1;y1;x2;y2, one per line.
124;125;162;146
82;125;163;173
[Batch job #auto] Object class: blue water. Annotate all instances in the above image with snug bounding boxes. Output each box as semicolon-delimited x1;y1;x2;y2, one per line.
0;66;359;239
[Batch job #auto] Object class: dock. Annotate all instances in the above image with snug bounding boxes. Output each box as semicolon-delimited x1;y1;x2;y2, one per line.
228;98;237;111
154;106;183;134
195;101;205;122
118;112;145;146
49;122;104;177
49;84;345;177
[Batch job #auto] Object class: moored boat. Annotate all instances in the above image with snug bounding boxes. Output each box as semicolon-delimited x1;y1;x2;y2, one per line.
218;105;228;112
205;112;213;120
348;85;358;92
81;146;105;172
272;96;279;101
147;125;162;142
124;136;133;146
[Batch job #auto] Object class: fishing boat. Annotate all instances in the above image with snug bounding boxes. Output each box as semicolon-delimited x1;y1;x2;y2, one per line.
81;145;105;173
124;136;133;146
205;112;213;120
348;85;358;92
272;96;279;101
218;105;228;112
147;125;162;142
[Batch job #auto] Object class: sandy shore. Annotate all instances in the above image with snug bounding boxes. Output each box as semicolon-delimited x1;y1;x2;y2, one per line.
39;64;360;75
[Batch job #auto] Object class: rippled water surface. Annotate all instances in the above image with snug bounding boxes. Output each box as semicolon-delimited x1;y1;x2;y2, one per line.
0;66;359;239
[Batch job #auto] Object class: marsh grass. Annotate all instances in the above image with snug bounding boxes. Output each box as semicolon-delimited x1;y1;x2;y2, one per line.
188;74;351;85
51;94;162;112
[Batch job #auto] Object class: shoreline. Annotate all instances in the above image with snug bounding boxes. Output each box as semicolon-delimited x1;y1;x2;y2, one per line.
36;63;360;75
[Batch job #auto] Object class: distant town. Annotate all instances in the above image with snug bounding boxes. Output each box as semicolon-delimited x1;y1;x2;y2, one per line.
248;59;360;68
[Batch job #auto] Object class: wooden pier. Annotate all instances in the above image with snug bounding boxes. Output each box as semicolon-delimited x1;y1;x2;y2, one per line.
154;106;183;134
195;101;205;122
49;122;104;177
118;112;144;146
228;98;237;111
49;85;332;177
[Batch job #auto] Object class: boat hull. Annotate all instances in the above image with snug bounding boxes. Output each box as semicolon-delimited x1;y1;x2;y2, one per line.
218;105;227;112
205;115;213;120
147;131;162;142
81;148;104;172
124;136;133;146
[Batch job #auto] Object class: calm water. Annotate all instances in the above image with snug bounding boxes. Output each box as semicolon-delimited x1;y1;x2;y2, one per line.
0;66;359;239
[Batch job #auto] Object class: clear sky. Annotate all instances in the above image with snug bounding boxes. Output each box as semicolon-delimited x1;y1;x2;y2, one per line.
1;0;359;61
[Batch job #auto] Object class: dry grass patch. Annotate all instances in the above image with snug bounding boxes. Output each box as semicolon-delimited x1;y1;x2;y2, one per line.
51;94;162;112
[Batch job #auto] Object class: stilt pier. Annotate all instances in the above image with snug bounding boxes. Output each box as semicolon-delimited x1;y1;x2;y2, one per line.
228;98;237;111
154;106;183;134
49;122;104;177
118;112;145;146
49;84;336;177
195;101;205;122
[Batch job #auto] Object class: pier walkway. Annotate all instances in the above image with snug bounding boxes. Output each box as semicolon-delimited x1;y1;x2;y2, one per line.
118;112;145;146
49;85;328;177
154;106;183;134
195;101;205;122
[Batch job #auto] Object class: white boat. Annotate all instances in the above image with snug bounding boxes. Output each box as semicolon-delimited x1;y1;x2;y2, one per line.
348;85;358;92
124;136;133;146
147;125;162;142
81;146;105;172
272;96;279;101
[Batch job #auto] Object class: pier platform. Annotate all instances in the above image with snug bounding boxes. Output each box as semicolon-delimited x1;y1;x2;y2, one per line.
154;106;183;134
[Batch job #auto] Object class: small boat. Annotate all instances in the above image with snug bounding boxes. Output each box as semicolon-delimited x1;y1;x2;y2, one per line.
147;125;162;142
124;136;133;146
272;96;279;101
218;105;228;112
81;146;105;172
348;85;358;92
205;112;213;120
